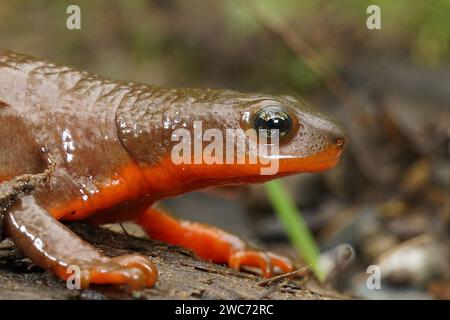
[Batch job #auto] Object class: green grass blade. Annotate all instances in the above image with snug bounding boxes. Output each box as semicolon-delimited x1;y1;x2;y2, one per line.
265;179;325;281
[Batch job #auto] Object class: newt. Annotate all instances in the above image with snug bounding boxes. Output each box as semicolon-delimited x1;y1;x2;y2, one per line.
0;50;346;289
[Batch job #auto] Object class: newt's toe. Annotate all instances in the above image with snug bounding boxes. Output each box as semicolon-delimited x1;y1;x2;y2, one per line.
111;254;158;288
229;250;293;278
58;254;158;289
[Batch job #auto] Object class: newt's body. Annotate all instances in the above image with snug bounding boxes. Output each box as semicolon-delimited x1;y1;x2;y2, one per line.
0;50;346;289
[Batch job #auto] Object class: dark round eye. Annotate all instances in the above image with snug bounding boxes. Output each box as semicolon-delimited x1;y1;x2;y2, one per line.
253;106;292;139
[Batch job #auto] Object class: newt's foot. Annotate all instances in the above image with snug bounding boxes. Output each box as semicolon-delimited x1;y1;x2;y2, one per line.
229;250;293;278
138;208;294;278
58;254;158;289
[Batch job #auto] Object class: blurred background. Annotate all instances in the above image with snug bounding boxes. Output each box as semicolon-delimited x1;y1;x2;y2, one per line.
1;0;448;299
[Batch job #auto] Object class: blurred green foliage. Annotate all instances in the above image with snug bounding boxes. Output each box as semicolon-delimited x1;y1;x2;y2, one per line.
265;180;325;281
0;0;448;94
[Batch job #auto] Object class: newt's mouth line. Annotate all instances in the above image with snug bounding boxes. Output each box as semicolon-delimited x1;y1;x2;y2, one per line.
261;152;342;162
269;144;344;160
168;121;343;164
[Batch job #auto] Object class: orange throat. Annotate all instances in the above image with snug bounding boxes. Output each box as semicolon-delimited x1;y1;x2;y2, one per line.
51;144;343;221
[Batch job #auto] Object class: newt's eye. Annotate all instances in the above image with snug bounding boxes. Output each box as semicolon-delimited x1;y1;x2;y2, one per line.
253;106;292;139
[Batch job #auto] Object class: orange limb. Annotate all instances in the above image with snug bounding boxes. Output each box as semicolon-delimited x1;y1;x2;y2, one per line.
5;195;157;289
137;208;293;277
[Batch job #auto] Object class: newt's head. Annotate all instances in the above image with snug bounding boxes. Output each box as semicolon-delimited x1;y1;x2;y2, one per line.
238;94;346;176
117;88;346;193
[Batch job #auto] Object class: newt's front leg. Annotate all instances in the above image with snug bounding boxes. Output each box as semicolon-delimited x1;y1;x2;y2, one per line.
138;208;293;277
4;195;157;289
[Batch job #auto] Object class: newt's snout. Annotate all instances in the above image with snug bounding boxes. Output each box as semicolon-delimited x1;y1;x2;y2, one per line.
317;117;347;154
260;97;347;174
